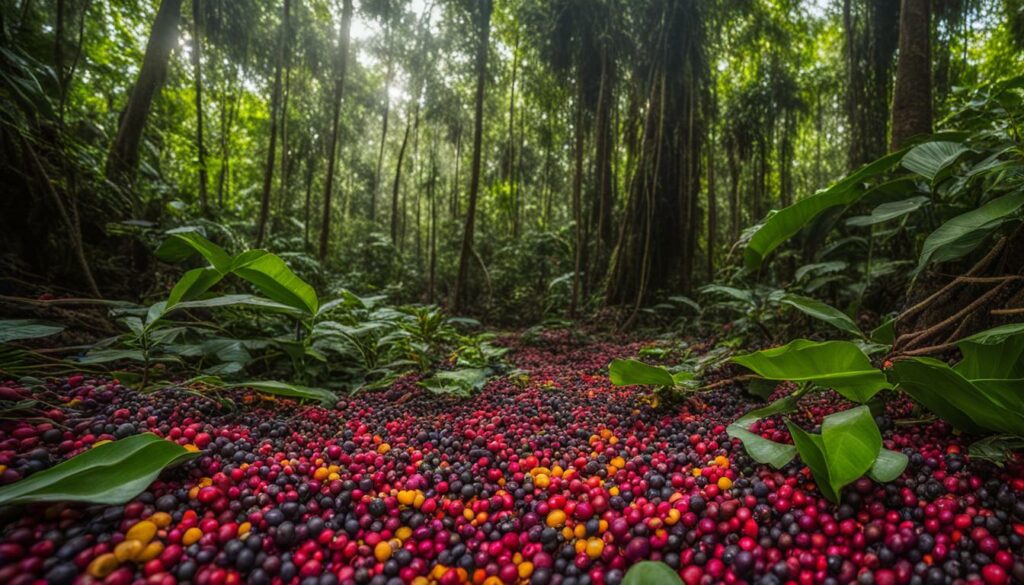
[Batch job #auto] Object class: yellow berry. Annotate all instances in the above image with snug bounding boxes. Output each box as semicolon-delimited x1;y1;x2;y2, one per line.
182;527;203;546
546;510;567;528
148;512;172;528
585;538;604;559
137;541;164;562
114;540;144;563
374;541;393;562
87;553;120;578
126;520;157;544
717;476;733;490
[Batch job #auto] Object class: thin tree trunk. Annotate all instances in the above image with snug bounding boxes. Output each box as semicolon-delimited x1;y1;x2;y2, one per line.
391;117;412;246
255;0;289;247
570;85;586;317
453;0;491;312
707;108;717;280
428;143;438;303
372;25;394;224
105;0;183;210
279;15;292;214
191;0;209;215
890;0;932;150
319;0;354;261
450;128;462;218
506;28;519;237
303;146;316;252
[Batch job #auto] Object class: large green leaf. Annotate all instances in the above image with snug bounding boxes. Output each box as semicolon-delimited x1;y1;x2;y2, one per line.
230;251;319;316
868;448;909;483
155;230;232;271
165;267;227;309
785;420;839;503
171;294;307;318
744;150;903;268
845;196;930;227
608;359;676;387
916;192;1024;272
727;425;798;469
420;368;492;397
821;406;882;490
894;358;1024;434
623;561;683;585
0;433;198;506
733;395;801;428
0;320;64;343
732;340;891;403
780;294;863;338
901;141;970;180
955;323;1024;380
236;381;338;405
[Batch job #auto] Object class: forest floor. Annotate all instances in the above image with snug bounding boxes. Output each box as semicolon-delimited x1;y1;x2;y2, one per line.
1;331;1023;585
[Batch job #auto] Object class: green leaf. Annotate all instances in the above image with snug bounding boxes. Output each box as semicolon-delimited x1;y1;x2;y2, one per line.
845;196;930;227
78;349;147;364
236;381;338;405
166;268;226;309
868;448;909;482
894;358;1024;434
956;323;1024;380
780;294;863;338
732;340;891;403
870;318;896;345
734;395;801;428
901;141;970;180
916;192;1024;273
821;406;882;491
785;420;839;503
622;561;683;585
230;251;319;316
608;359;676;387
0;433;198;506
420;368;492;397
170;294;308;318
0;320;64;343
727;425;798;469
744;150;904;268
155;230;232;272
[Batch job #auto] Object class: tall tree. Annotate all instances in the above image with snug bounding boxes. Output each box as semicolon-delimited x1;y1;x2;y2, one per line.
190;0;209;215
319;0;355;262
453;0;491;312
890;0;932;150
105;0;183;210
255;0;290;247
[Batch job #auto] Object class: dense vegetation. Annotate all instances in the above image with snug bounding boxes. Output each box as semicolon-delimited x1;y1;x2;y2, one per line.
1;1;1024;584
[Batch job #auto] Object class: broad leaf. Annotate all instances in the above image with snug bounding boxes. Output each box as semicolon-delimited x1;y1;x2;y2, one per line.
609;359;676;387
171;294;307;318
230;251;319;316
420;368;491;397
916;192;1024;272
0;320;64;343
901;141;970;180
236;381;338;405
155;230;232;271
0;433;198;506
894;358;1024;434
785;420;839;503
733;395;801;428
622;561;683;585
610;358;675;387
780;295;863;338
846;196;930;227
744;150;903;268
77;349;146;364
821;406;882;490
868;448;909;483
956;323;1024;380
727;425;798;469
166;267;226;309
732;340;891;403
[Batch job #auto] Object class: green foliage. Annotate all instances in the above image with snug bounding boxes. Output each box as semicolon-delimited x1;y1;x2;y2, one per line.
0;433;198;506
622;561;683;585
0;320;64;343
731;340;891;403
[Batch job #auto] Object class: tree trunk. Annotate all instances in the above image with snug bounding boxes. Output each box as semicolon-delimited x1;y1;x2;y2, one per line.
506;28;519;237
191;0;209;215
452;0;491;312
707;108;717;280
890;0;932;151
255;0;289;247
105;0;183;208
391;117;413;246
279;15;292;215
372;25;394;224
570;89;586;317
303;144;317;252
319;0;354;261
592;47;615;288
